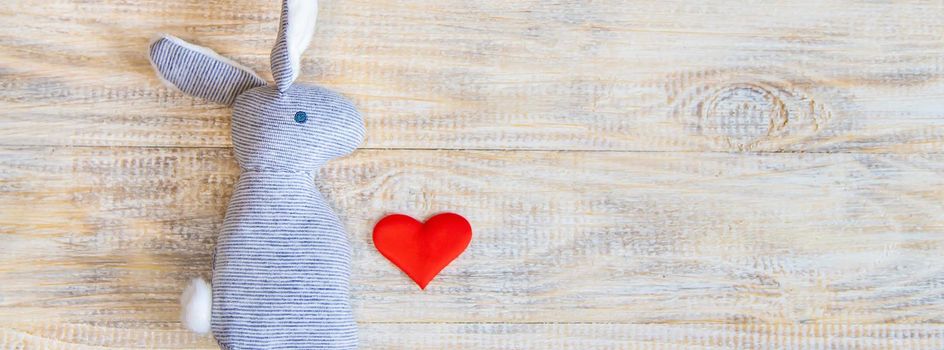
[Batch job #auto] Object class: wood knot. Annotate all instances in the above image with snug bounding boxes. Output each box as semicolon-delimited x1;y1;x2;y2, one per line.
666;71;832;151
699;83;787;148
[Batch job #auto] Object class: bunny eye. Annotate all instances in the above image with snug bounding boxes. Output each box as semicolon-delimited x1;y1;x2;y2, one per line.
294;111;308;123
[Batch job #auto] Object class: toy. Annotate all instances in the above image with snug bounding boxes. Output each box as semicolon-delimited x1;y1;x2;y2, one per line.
373;213;472;289
148;1;364;348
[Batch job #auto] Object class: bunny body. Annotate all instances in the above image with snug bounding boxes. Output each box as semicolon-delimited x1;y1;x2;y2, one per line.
148;1;364;348
216;173;356;349
213;85;363;349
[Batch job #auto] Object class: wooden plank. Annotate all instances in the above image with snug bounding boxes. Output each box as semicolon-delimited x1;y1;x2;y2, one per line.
3;322;944;349
1;0;944;151
1;146;942;326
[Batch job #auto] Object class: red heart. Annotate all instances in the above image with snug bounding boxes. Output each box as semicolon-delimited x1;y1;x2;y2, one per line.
372;213;472;290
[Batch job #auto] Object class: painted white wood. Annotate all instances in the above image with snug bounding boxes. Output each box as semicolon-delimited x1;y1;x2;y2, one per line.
1;147;942;348
3;322;944;349
0;0;942;152
1;0;942;348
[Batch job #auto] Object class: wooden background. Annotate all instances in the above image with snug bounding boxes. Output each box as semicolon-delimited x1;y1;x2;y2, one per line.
2;0;944;348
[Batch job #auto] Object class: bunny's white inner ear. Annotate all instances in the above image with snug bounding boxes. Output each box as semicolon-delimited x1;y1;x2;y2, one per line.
286;0;319;68
272;0;319;92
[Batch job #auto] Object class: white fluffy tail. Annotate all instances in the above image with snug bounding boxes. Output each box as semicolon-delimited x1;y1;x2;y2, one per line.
180;277;212;334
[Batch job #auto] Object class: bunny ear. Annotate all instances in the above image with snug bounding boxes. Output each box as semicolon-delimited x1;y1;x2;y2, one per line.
271;0;319;92
149;35;266;105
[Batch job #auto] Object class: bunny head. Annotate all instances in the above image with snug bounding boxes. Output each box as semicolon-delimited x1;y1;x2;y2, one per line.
148;0;364;171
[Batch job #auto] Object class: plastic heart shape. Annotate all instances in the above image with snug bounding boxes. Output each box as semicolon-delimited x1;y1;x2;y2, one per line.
372;213;472;289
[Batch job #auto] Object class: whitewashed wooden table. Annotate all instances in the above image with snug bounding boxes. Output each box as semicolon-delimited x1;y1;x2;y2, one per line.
1;1;943;349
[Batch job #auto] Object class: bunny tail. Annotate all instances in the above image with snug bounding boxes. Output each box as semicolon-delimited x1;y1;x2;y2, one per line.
180;277;212;334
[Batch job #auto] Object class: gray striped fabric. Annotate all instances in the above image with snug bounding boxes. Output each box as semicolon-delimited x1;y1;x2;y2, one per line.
271;0;296;93
149;1;366;347
213;84;364;350
271;0;318;93
149;36;266;105
231;85;364;170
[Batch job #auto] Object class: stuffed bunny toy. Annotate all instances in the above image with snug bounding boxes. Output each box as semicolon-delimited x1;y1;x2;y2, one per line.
147;1;364;348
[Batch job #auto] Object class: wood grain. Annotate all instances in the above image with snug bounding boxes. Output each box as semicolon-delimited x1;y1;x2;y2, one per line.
1;147;941;329
1;0;943;151
4;322;944;349
2;0;943;348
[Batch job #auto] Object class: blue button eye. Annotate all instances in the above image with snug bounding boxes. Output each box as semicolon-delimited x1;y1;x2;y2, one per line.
294;111;308;123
